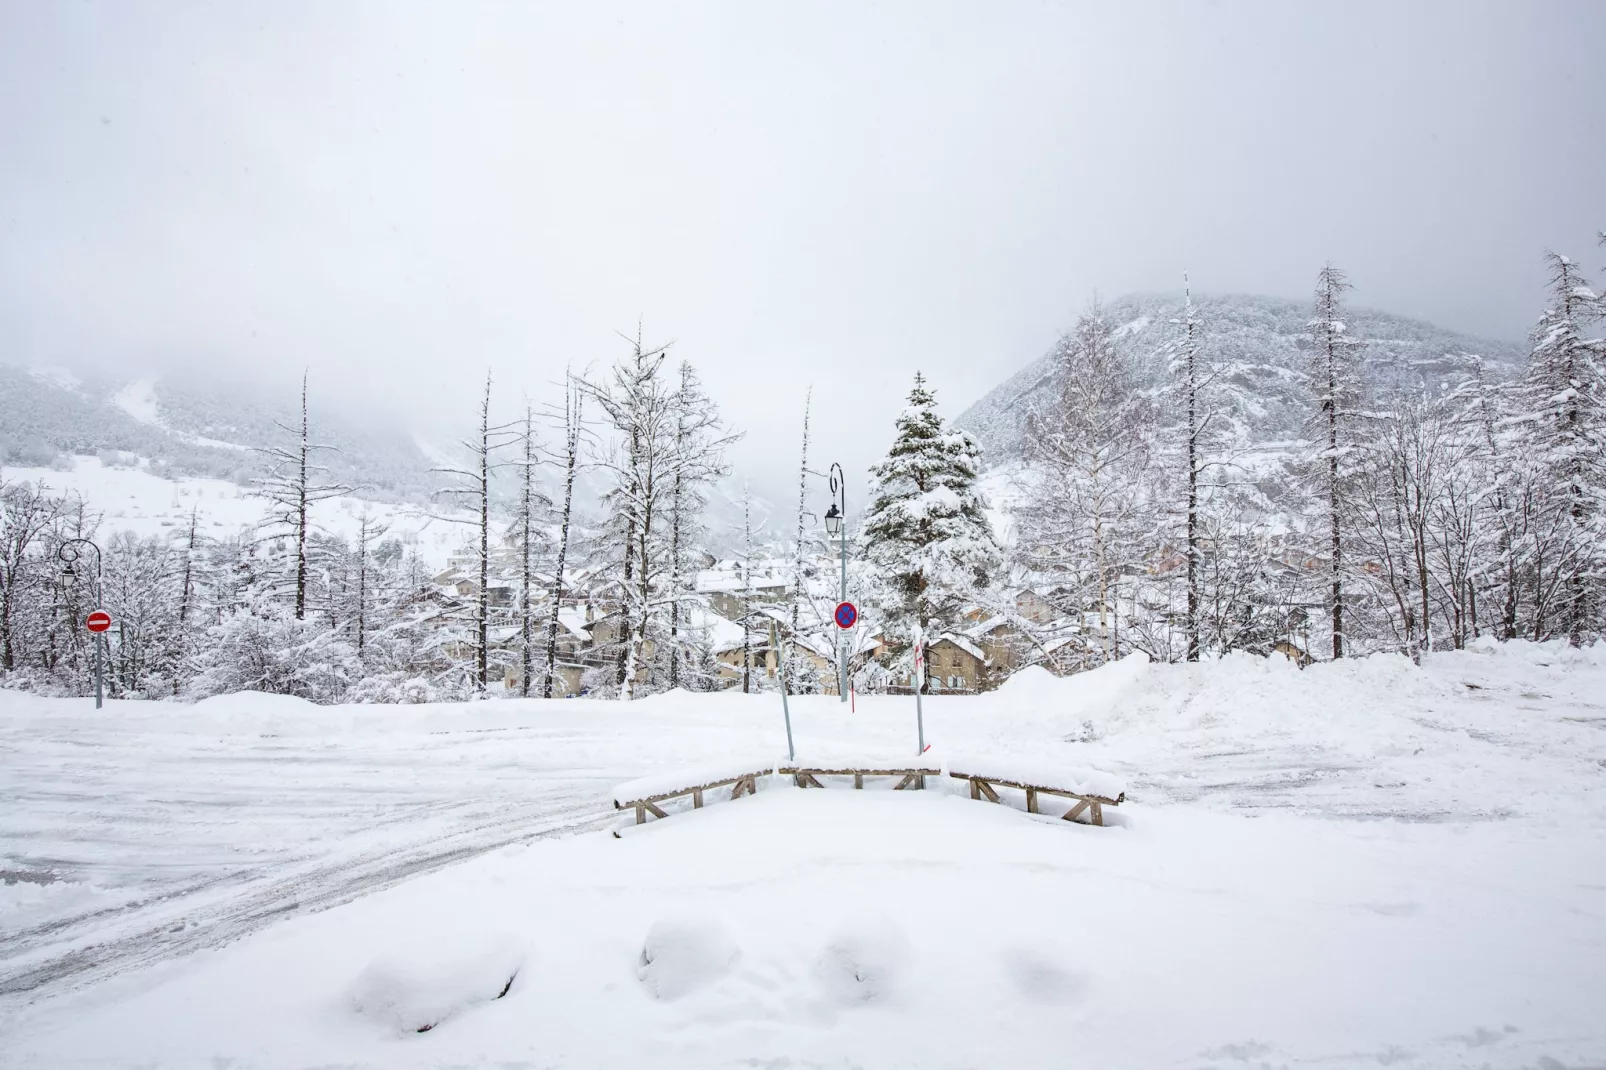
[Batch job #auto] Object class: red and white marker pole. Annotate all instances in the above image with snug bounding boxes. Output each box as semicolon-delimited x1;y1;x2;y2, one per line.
85;610;111;709
912;623;926;756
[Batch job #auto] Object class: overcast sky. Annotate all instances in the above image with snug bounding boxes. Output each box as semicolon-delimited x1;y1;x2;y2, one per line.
2;1;1602;503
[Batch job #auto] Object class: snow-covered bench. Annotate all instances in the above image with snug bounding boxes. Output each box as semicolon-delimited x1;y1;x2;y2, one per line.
611;761;774;825
945;753;1127;827
611;755;943;826
612;753;1124;829
783;765;941;791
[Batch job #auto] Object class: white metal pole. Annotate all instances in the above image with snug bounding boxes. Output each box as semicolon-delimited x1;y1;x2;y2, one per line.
777;640;796;762
913;623;925;755
838;524;849;702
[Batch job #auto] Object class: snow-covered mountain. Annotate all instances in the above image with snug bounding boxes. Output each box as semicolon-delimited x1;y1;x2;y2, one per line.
954;292;1529;463
1;363;438;499
2;361;783;557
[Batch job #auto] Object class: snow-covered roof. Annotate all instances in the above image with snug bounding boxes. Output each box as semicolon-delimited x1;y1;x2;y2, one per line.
556;607;591;639
694;566;793;595
933;633;987;663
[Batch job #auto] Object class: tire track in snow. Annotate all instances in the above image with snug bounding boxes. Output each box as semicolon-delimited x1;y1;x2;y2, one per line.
0;789;611;1008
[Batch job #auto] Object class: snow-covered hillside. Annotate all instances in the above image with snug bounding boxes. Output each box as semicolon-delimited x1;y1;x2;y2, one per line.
3;455;471;569
2;640;1602;1067
1;362;438;498
954;292;1528;464
2;362;785;554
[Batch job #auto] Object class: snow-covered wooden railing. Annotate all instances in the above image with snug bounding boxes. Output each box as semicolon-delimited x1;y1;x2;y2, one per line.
611;762;772;825
612;761;943;826
945;753;1127;827
612;753;1126;828
784;766;940;791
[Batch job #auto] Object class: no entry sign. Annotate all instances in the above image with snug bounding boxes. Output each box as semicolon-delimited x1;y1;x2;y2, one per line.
834;601;857;629
85;610;112;633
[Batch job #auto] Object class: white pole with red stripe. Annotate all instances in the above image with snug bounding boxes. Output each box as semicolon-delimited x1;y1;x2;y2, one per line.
912;623;926;756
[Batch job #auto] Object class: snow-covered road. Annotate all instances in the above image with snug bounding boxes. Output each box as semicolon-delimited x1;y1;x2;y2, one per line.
0;707;622;1003
3;640;1605;1067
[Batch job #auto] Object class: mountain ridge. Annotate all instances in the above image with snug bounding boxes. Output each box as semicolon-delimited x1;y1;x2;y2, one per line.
953;292;1529;463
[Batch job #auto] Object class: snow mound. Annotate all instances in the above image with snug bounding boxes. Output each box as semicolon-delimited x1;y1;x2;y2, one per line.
348;929;525;1034
636;914;740;1000
191;690;317;715
995;650;1149;721
814;917;910;1006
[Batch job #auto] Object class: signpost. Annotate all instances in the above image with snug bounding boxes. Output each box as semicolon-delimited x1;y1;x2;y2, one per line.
85;610;111;710
912;624;926;756
834;601;857;630
824;464;849;702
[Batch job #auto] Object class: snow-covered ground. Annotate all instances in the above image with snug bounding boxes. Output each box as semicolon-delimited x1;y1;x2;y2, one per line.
3;455;469;567
2;641;1604;1068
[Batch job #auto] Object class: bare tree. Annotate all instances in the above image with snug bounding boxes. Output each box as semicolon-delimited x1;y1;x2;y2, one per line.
791;387;814;635
254;372;350;620
0;477;67;671
664;361;736;689
584;328;677;700
352;511;388;660
741;482;755;694
433;372;518;694
512;404;551;697
1018;300;1156;664
1176;279;1205;660
1304;265;1365;658
542;373;585;698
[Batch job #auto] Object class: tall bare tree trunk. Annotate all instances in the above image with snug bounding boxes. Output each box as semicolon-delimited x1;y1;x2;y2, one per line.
544;377;581;699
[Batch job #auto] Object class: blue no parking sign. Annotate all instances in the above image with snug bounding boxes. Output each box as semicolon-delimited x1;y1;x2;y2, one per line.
834;601;857;629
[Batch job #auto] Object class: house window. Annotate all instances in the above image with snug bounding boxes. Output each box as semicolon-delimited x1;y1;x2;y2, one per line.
948;675;960;689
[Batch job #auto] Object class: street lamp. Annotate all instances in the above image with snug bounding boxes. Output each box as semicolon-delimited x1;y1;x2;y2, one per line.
57;538;105;709
826;463;848;702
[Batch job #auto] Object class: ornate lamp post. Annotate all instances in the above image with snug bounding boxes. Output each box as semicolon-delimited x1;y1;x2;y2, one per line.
57;538;106;709
824;463;848;702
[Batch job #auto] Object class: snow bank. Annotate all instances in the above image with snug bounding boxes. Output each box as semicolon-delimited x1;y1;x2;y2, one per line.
944;750;1127;801
993;650;1149;720
636;914;740;1000
192;690;318;715
347;929;525;1034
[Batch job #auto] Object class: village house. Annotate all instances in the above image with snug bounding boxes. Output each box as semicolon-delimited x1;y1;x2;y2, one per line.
924;633;987;691
696;560;792;621
1012;587;1058;624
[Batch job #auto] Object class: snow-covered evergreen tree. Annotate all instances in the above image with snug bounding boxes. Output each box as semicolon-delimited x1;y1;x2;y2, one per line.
863;373;1000;653
1516;251;1605;642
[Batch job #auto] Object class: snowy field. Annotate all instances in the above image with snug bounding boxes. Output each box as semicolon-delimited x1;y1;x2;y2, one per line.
2;641;1605;1068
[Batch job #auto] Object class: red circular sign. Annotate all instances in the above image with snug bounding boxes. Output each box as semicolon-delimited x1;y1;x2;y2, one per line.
834;601;857;629
85;610;112;633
